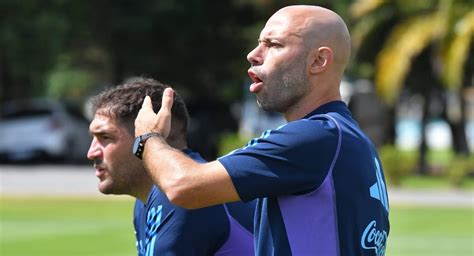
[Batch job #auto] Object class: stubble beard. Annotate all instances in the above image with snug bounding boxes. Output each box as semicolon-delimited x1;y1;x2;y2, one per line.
256;57;309;113
98;157;143;196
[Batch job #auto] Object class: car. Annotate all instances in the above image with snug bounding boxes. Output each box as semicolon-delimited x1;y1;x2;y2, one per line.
0;98;91;164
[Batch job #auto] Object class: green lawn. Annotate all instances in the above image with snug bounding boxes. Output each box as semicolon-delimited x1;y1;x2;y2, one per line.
386;205;474;256
1;196;473;255
0;196;136;256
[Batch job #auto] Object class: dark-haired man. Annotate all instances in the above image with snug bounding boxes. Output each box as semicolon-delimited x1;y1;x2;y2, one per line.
87;78;254;255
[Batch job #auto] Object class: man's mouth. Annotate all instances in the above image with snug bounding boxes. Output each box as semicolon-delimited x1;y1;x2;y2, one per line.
94;165;106;179
248;69;263;93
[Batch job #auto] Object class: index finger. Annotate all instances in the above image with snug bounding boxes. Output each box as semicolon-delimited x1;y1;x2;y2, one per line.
141;95;154;112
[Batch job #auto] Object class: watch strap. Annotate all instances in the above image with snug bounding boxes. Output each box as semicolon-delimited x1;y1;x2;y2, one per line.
134;132;162;159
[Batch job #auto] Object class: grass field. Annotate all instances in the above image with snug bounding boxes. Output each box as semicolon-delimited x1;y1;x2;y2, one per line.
0;196;136;256
386;205;473;255
1;196;473;255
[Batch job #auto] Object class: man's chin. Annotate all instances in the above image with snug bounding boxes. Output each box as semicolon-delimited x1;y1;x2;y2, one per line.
98;183;114;195
257;100;275;112
99;186;128;196
256;98;269;111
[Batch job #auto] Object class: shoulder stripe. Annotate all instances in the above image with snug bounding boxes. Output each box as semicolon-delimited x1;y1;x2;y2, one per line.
324;114;342;176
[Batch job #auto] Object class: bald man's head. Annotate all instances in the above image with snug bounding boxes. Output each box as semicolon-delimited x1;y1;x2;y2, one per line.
246;5;351;119
270;5;351;73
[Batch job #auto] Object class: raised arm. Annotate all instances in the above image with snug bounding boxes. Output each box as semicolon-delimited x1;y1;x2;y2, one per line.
135;88;240;209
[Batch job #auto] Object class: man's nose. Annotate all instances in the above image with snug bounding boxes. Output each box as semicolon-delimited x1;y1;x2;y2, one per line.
87;139;102;160
247;46;263;66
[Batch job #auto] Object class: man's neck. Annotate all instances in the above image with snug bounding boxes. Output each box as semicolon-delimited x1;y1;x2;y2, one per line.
134;139;187;203
284;90;341;121
167;139;187;151
135;181;153;203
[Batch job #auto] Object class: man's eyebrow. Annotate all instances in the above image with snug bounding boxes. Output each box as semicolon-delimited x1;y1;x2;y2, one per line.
259;32;301;43
92;130;105;135
89;129;110;136
258;36;281;43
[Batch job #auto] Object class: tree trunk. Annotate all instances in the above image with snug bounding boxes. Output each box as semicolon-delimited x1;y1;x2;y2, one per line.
386;106;396;145
447;89;470;155
418;90;430;175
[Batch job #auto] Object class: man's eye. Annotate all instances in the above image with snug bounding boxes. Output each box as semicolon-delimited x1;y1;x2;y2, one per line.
268;42;281;48
98;134;111;141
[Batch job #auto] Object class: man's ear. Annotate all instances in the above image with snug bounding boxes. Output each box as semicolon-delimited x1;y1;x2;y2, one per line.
309;47;333;74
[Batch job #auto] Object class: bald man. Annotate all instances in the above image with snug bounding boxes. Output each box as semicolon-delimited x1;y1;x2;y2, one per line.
135;5;390;256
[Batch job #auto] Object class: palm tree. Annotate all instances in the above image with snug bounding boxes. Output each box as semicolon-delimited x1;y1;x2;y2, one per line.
349;0;473;174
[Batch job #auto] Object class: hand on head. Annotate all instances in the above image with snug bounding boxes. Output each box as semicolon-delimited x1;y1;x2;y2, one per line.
135;87;174;138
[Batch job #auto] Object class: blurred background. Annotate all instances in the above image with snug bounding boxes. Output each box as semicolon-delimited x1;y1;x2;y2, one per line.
1;0;473;255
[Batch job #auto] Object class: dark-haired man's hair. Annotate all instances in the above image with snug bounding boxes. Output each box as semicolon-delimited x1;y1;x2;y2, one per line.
91;77;189;142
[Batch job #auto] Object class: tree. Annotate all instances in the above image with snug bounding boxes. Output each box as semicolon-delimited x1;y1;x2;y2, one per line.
0;0;70;101
350;0;473;173
1;1;263;159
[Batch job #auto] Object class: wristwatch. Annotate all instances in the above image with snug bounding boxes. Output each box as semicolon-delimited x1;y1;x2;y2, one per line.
132;132;162;159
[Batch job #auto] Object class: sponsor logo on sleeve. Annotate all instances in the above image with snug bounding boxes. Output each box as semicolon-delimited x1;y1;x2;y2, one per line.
361;220;387;256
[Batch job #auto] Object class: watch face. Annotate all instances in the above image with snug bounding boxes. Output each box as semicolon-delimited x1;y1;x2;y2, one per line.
132;136;142;156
